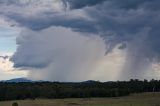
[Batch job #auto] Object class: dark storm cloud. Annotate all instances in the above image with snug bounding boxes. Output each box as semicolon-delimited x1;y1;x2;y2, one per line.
88;0;160;52
6;12;97;32
62;0;105;9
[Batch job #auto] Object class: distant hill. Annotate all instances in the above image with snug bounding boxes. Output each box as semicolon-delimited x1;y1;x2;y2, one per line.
81;80;100;83
1;78;100;83
1;78;49;83
1;78;33;83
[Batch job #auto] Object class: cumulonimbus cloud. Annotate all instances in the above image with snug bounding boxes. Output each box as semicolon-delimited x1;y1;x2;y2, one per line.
0;0;160;80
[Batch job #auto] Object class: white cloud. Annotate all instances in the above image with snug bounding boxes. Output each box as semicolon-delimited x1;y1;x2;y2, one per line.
0;54;27;80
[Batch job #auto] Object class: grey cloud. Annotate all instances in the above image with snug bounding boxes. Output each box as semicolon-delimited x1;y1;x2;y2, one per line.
6;12;97;32
3;0;160;80
0;56;9;60
86;0;160;50
86;0;160;78
0;0;18;5
63;0;105;9
11;27;112;81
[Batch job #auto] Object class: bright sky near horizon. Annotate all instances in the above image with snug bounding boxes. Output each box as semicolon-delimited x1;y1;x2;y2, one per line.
0;27;27;80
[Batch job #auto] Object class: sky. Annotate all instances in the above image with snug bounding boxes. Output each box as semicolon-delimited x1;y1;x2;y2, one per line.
0;27;17;53
0;0;160;81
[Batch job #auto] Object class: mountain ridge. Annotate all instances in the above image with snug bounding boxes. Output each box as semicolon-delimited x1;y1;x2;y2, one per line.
1;78;33;83
0;78;101;83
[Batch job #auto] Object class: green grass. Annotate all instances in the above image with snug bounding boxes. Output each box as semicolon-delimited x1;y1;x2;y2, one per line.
0;92;160;106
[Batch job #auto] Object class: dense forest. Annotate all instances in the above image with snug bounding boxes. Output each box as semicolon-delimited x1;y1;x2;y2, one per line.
0;79;160;101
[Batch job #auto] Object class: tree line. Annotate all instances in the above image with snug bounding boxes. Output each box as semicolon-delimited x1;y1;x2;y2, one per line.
0;79;160;101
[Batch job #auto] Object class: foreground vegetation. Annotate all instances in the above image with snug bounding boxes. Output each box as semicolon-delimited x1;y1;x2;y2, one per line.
0;79;160;101
0;92;160;106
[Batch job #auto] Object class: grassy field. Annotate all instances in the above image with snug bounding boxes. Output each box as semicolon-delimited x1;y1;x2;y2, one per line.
0;92;160;106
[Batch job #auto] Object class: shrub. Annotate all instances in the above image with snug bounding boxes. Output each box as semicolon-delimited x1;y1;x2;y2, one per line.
12;102;18;106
